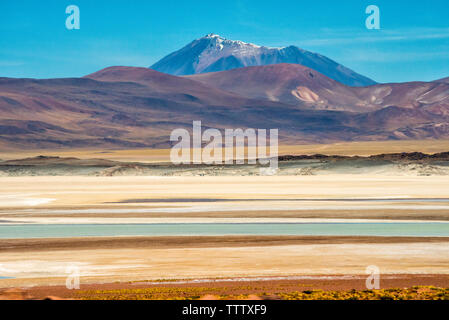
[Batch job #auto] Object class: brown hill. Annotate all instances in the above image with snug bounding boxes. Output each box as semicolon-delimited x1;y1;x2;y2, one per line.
435;77;449;83
187;64;367;112
353;81;449;116
187;64;449;115
84;66;262;107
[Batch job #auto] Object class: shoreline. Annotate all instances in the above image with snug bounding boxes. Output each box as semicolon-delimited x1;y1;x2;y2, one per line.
2;235;449;251
3;217;449;225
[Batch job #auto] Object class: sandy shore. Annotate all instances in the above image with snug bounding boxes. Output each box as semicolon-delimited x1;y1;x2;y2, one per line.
1;235;449;288
3;217;449;225
0;236;449;253
2;235;449;252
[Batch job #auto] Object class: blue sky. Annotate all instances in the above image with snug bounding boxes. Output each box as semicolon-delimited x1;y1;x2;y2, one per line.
0;0;448;83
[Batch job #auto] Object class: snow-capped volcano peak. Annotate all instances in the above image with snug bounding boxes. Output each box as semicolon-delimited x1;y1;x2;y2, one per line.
204;33;222;39
201;34;262;49
150;34;376;86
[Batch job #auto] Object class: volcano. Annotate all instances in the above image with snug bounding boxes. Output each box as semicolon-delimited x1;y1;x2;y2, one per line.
150;34;377;87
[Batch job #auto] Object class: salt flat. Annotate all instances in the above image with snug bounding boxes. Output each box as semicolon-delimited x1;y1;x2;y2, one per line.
1;175;449;287
1;175;449;206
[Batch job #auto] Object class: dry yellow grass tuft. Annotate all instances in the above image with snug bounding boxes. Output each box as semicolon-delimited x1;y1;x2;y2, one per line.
75;286;449;301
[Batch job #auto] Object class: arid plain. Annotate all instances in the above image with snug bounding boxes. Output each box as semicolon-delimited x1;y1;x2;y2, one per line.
1;141;449;299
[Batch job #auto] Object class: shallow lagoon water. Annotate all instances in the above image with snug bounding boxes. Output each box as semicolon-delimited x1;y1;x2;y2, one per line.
1;222;448;239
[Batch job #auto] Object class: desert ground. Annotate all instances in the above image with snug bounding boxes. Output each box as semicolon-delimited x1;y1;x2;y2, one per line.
1;141;449;299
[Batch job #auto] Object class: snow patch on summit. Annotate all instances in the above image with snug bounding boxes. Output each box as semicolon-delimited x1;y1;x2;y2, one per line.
194;34;280;73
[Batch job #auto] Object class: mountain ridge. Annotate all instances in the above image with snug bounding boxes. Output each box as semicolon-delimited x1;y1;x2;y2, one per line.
0;65;448;150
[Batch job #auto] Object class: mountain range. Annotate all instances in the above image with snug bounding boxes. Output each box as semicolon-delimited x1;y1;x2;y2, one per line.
0;34;448;150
